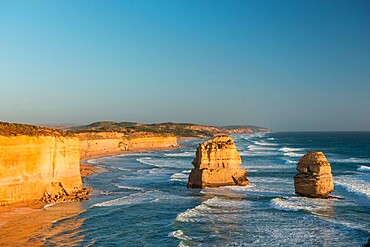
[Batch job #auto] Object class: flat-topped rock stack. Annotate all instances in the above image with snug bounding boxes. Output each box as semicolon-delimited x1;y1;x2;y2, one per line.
187;135;248;188
294;151;334;198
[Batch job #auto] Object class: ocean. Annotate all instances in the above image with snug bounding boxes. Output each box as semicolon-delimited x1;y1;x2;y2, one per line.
11;132;370;246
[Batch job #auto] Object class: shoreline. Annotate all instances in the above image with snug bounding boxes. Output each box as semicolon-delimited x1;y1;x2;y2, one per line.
0;143;186;242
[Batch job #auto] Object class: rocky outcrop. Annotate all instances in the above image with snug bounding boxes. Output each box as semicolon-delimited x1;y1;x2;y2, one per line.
294;151;334;198
77;132;178;158
187;135;248;188
39;182;92;203
0;134;89;205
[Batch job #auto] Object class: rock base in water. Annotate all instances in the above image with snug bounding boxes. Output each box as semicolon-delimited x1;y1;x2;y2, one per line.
188;168;248;188
40;182;92;203
294;151;334;198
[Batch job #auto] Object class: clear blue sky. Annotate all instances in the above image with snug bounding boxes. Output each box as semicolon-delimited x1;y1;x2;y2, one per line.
1;0;369;131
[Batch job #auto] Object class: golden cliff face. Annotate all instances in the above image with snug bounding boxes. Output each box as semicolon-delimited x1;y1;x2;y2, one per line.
128;136;178;149
78;132;178;158
188;135;249;188
0;135;83;204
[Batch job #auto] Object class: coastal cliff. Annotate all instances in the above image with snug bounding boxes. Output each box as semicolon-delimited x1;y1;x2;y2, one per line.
0;124;87;204
77;132;178;159
188;135;248;188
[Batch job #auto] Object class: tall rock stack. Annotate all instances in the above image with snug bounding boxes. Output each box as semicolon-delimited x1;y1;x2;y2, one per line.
294;151;334;198
187;135;248;188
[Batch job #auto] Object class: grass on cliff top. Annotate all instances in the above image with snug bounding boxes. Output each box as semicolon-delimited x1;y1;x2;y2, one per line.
0;122;74;137
67;121;255;137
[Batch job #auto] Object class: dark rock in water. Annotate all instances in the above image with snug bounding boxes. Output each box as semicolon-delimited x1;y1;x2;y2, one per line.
294;151;334;198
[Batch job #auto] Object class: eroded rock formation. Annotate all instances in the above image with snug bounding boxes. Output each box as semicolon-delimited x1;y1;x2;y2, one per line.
187;135;248;188
294;151;334;198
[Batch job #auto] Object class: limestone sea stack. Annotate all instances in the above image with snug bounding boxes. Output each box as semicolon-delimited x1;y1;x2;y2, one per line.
187;135;248;188
294;151;334;198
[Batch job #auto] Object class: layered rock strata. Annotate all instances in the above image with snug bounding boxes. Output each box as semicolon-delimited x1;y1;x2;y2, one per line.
77;132;178;158
187;135;248;188
0;135;89;205
294;151;334;198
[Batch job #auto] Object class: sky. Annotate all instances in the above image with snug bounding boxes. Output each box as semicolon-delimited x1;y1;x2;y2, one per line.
0;0;369;131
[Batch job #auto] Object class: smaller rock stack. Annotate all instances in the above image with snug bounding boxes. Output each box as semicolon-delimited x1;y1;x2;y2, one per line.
187;135;248;188
294;151;334;198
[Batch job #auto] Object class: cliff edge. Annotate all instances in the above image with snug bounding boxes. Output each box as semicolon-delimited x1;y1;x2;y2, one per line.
0;122;90;205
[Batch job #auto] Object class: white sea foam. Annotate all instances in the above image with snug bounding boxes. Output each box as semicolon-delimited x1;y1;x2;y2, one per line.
136;157;154;166
112;183;143;191
165;152;194;157
283;152;304;157
87;158;107;165
331;158;370;164
335;176;370;199
270;197;328;212
247;145;278;151
175;197;244;223
357;165;370;172
176;204;211;223
92;190;186;207
283;159;297;165
117;167;132;171
279;147;304;152
252;140;278;146
92;192;154;207
168;230;191;241
170;172;188;182
178;242;190;247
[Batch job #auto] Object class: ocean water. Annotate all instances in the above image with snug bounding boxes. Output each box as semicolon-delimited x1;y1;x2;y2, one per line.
19;132;370;246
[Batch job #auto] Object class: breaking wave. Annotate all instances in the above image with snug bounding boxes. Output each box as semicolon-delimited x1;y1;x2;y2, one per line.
136;157;154;166
92;191;187;207
175;197;245;223
283;152;304;157
270;197;330;212
170;171;190;182
283;159;297;165
357;165;370;172
335;176;370;199
279;147;304;152
252;140;278;146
